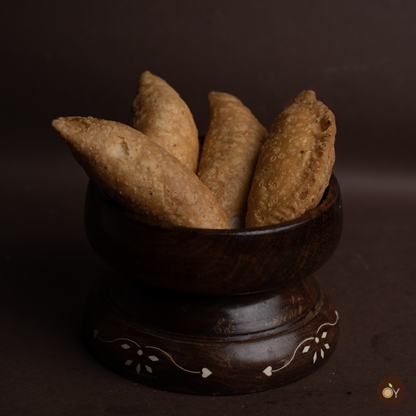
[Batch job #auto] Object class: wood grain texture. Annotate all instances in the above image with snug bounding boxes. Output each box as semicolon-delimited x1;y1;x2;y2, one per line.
84;175;342;295
84;273;340;395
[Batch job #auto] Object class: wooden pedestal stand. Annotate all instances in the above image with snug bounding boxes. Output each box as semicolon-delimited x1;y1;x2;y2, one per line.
83;176;342;395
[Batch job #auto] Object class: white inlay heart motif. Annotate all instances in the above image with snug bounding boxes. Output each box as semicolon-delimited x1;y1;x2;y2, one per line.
263;366;272;377
201;368;212;378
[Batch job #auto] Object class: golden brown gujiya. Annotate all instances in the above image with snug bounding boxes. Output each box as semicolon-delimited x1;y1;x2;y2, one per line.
198;92;268;228
128;71;200;173
52;116;230;229
246;90;336;228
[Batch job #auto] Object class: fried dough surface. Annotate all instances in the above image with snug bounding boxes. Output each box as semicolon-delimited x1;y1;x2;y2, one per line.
246;90;336;228
52;116;230;229
128;71;199;173
197;92;267;228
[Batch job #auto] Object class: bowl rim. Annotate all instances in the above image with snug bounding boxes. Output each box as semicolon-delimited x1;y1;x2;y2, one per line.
91;173;340;237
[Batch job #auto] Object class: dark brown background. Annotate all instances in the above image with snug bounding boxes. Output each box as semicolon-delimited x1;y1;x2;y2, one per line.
1;0;415;414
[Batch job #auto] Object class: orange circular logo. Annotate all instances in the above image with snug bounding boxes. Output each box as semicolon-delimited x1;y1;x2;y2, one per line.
377;377;405;404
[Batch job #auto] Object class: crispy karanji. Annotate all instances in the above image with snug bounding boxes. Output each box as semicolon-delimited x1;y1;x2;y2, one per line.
197;92;268;228
128;71;200;173
246;90;336;228
51;117;230;229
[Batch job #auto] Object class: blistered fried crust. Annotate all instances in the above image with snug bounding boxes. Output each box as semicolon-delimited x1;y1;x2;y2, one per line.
246;90;336;228
128;71;199;173
51;117;230;229
197;92;268;228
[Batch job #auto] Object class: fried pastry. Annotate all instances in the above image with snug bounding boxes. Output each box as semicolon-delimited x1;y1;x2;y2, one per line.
128;71;199;173
197;92;268;228
52;116;230;229
246;90;336;228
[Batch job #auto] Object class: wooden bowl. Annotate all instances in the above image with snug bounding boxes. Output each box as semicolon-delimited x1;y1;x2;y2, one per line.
83;175;342;394
84;174;342;296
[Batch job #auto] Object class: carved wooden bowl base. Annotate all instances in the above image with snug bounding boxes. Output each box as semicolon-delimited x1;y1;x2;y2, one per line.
84;270;339;395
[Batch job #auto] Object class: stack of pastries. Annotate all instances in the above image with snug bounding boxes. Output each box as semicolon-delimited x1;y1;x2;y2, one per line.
52;71;336;229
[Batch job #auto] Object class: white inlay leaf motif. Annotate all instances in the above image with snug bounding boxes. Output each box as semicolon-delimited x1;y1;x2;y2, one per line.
263;311;339;376
94;331;213;379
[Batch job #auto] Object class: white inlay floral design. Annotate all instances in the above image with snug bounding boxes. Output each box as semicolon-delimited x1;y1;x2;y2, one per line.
263;311;339;377
93;331;212;378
